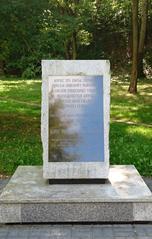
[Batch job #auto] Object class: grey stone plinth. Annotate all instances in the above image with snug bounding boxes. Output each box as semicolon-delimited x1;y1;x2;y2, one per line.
0;165;152;223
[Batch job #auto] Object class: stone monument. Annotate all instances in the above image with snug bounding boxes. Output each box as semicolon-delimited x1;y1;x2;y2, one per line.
41;60;110;181
0;60;152;223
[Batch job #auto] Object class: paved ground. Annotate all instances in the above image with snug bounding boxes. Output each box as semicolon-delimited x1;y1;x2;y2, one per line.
0;178;152;239
0;224;152;239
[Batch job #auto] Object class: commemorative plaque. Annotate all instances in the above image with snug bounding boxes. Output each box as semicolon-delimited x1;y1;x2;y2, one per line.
42;60;110;180
49;76;104;163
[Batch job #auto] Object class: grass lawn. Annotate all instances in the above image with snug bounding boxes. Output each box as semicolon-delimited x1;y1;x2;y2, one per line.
0;76;152;177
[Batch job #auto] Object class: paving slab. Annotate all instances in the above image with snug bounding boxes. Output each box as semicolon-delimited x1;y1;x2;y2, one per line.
0;224;152;239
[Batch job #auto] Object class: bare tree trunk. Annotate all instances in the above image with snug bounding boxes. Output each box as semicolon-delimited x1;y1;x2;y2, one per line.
129;0;139;94
138;0;148;78
0;60;4;75
72;32;77;60
65;40;72;59
65;33;77;60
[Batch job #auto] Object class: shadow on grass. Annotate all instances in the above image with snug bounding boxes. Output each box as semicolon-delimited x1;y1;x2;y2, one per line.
110;122;152;176
111;81;152;125
0;79;41;104
0;113;42;175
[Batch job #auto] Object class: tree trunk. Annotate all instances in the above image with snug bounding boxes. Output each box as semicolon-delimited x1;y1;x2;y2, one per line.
137;0;148;78
0;60;4;75
128;0;139;94
65;40;71;59
65;33;77;60
72;32;77;60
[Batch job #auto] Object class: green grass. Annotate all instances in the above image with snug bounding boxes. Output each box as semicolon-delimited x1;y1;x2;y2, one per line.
0;78;42;176
0;76;152;176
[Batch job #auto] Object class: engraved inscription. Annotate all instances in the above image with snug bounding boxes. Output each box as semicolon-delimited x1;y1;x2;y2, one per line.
48;76;104;162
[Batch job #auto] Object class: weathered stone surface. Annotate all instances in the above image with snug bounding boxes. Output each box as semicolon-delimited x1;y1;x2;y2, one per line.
0;165;151;203
21;202;133;222
133;203;152;221
0;165;152;223
0;204;21;223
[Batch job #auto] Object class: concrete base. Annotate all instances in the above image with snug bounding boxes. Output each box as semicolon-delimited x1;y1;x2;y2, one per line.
0;165;152;223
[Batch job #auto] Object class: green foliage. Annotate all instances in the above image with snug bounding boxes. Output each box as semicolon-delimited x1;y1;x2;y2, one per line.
0;77;152;176
0;0;151;76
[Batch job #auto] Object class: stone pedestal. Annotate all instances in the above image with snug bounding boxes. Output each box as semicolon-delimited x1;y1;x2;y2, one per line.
0;165;152;223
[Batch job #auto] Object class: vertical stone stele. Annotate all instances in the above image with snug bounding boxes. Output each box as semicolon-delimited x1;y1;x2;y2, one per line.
41;60;110;180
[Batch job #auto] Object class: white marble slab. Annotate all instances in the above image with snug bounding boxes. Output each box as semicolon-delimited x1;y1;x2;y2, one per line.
0;165;151;203
41;60;110;179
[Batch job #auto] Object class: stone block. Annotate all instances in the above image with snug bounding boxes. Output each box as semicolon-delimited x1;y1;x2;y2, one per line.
0;165;151;223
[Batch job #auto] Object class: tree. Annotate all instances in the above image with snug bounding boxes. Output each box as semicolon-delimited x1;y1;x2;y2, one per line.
0;0;151;77
129;0;149;93
47;0;93;60
129;0;139;94
138;0;148;78
0;0;49;76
